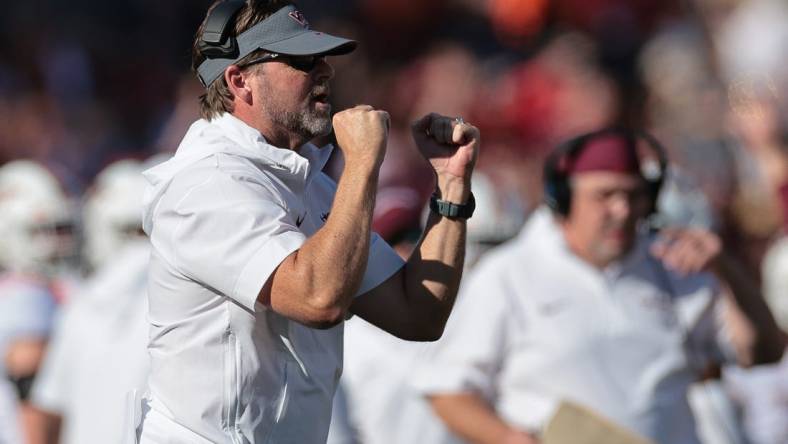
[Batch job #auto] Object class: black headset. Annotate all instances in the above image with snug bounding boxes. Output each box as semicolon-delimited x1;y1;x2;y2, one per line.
198;0;247;59
543;127;669;217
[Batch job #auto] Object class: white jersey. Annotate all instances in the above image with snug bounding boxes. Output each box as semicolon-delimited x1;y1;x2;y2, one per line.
0;274;58;370
415;208;733;444
138;113;403;443
31;240;150;444
327;317;464;444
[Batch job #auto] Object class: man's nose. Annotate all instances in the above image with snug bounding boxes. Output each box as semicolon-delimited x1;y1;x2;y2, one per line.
609;193;633;220
313;57;334;83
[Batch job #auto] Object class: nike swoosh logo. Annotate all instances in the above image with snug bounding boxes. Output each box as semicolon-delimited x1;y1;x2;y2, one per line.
296;213;305;227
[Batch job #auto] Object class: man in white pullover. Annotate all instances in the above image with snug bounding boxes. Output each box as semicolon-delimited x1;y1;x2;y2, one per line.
136;1;480;443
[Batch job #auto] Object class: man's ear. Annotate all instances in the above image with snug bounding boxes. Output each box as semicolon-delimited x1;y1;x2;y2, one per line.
224;65;252;104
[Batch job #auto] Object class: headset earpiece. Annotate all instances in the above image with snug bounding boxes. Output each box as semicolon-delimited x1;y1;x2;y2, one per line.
197;0;246;59
543;139;578;216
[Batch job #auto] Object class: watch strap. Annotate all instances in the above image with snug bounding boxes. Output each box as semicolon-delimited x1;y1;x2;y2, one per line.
429;191;475;219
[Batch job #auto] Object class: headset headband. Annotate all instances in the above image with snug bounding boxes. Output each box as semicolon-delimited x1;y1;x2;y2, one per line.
543;127;669;216
196;3;357;87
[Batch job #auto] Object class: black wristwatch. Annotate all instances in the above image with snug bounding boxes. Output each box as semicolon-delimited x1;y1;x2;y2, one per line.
429;192;475;220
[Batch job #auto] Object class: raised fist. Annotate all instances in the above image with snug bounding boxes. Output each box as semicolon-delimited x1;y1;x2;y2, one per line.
411;113;479;182
333;105;390;169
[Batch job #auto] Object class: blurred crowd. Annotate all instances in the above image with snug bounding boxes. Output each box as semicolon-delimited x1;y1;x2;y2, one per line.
1;0;788;443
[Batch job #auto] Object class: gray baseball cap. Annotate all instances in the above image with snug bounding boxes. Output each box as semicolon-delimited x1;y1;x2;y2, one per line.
197;4;357;87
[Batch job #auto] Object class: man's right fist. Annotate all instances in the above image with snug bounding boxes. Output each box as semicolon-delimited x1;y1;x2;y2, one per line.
333;105;390;168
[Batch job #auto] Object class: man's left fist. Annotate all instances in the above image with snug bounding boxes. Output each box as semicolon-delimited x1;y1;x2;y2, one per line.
411;113;480;186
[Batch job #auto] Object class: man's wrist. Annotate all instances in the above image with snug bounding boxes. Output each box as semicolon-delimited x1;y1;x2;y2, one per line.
343;157;383;179
435;174;471;204
430;191;475;220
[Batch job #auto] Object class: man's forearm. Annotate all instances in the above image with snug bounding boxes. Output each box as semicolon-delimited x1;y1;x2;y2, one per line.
430;393;538;444
298;163;379;304
266;161;379;327
24;406;61;444
401;178;469;338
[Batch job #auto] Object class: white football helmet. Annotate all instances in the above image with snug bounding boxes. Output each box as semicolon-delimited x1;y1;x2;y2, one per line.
0;160;77;275
82;159;147;271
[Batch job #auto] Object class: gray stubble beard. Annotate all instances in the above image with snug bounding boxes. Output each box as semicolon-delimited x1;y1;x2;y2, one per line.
260;79;332;142
280;104;332;140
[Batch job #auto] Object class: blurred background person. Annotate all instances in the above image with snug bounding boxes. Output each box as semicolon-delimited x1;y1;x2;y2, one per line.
1;303;56;444
27;158;154;444
710;70;788;444
415;130;785;444
80;159;151;275
713;6;788;441
0;160;81;302
0;160;71;444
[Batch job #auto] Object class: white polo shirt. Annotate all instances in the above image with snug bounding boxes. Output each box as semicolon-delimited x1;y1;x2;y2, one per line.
138;113;404;444
415;208;733;444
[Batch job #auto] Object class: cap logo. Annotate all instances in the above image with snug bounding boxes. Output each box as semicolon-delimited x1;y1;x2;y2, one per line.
288;10;309;28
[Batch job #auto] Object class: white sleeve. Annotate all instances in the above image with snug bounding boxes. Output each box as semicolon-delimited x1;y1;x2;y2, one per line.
356;233;405;297
168;172;307;311
413;263;512;401
0;282;57;341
